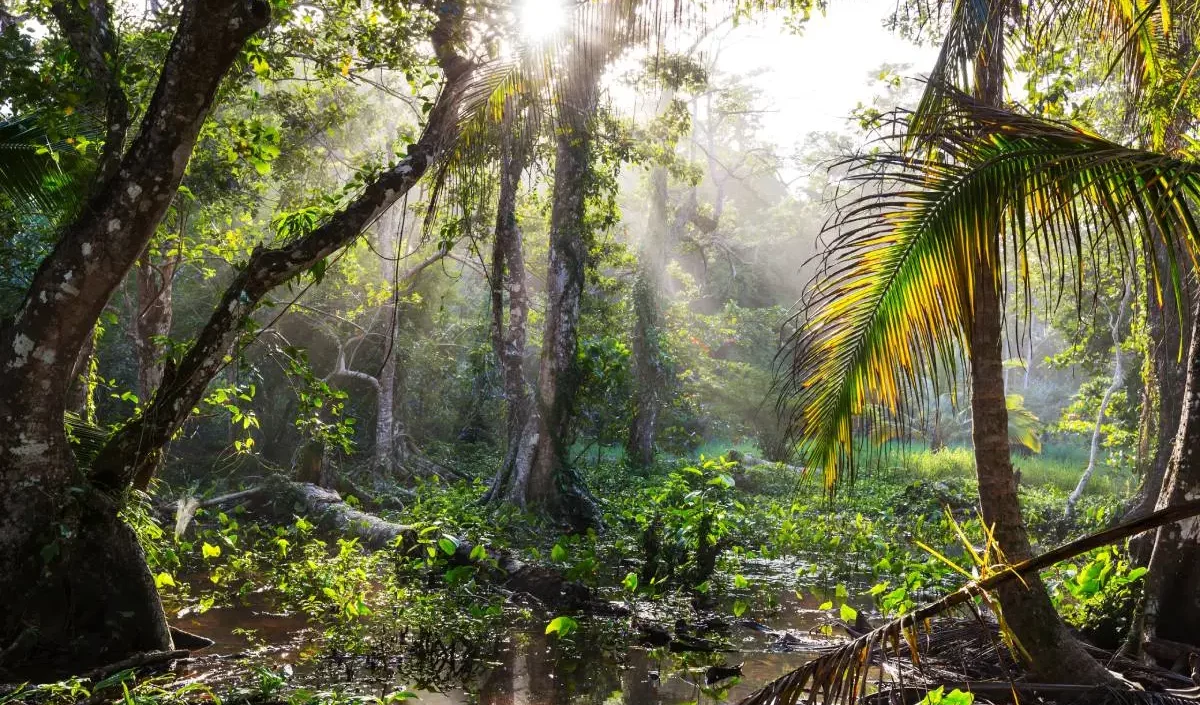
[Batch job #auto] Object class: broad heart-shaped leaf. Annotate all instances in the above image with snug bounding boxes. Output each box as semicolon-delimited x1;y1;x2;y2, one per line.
201;542;221;559
839;603;858;622
438;536;459;556
732;599;749;617
622;572;638;592
545;615;578;637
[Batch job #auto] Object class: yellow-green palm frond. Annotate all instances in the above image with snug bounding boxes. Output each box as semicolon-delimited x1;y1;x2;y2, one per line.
779;88;1200;493
1032;0;1175;92
1005;393;1042;452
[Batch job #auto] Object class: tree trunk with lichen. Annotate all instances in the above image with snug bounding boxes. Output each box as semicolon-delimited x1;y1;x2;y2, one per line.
0;0;478;678
485;56;601;530
0;0;270;679
484;107;535;503
1126;234;1192;564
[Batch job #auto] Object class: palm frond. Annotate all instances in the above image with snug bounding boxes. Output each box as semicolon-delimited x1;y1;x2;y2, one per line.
779;89;1200;489
0;113;75;216
65;411;109;468
1031;0;1174;95
1004;394;1041;453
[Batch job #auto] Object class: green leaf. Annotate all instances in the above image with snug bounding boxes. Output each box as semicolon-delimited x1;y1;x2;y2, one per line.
438;536;459;556
545;616;578;637
732;599;749;618
622;572;639;592
154;572;176;589
443;565;475;585
201;542;221;559
733;574;749;589
550;543;568;562
818;600;833;610
839;603;858;622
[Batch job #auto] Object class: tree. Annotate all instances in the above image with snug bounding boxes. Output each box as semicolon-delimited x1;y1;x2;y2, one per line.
773;78;1200;680
0;0;272;675
483;32;607;527
0;0;496;676
486;101;535;489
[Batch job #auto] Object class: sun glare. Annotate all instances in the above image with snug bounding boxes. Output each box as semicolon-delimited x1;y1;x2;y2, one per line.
518;0;566;43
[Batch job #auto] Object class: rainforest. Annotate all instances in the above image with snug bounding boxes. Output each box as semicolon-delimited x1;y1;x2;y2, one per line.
2;0;1200;703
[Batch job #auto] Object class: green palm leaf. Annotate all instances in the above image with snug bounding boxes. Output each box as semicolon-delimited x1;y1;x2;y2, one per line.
0;113;73;215
779;89;1200;491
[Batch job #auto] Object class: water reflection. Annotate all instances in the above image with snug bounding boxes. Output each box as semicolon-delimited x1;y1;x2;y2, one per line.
178;596;832;705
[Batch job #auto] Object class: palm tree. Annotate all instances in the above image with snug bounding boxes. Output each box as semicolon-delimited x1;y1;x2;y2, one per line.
778;79;1200;681
804;0;1119;680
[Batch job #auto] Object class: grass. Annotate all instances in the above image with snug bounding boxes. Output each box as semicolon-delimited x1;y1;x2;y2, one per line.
887;442;1135;498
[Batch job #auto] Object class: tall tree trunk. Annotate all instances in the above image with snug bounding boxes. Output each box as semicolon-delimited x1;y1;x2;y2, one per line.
130;242;180;491
485;50;604;530
965;4;1114;684
1126;236;1192;539
0;0;270;679
1138;297;1200;653
626;164;669;467
371;207;403;472
1067;281;1132;518
484;107;534;502
66;325;98;419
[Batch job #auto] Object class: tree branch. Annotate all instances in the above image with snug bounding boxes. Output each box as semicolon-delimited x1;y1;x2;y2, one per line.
48;0;129;182
0;0;270;464
89;4;473;492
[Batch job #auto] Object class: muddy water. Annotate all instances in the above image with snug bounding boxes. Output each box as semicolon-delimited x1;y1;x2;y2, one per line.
173;585;856;705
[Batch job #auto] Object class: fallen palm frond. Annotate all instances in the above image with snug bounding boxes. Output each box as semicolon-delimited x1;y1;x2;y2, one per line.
736;498;1200;705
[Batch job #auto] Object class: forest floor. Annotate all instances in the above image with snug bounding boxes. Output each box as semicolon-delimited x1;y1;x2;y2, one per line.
2;442;1136;705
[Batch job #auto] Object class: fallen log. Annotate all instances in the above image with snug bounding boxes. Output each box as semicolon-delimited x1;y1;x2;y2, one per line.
727;449;805;474
252;477;605;612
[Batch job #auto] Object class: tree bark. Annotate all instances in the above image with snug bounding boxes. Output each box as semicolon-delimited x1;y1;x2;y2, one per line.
965;3;1114;684
484;105;534;503
1138;298;1200;652
626;163;669;467
1126;236;1192;539
485;48;603;530
0;0;271;679
134;241;180;403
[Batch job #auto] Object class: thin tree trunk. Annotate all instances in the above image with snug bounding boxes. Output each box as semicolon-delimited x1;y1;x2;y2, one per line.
484;105;533;503
66;325;97;419
966;4;1114;684
1138;297;1200;653
134;244;179;403
1067;281;1132;518
1126;236;1192;538
627;163;669;467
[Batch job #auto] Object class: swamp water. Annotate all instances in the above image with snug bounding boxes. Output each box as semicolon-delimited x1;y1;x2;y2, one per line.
172;584;853;705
